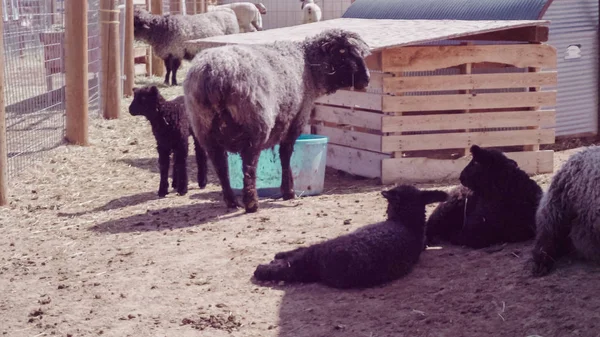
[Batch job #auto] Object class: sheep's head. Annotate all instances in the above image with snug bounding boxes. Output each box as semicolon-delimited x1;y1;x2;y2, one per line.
382;185;448;220
305;28;371;94
133;8;153;39
300;0;314;9
459;145;520;193
129;86;162;119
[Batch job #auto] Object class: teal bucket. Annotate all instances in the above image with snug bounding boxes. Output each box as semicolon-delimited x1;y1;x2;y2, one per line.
227;134;329;198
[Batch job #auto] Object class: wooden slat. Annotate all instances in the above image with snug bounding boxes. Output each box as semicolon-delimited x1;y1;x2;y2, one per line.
381;110;556;133
381;44;557;72
381;150;553;184
315;90;382;111
383;72;557;94
326;143;389;179
312;105;383;130
381;129;555;152
365;52;382;71
313;125;381;152
382;91;556;112
449;26;549;43
366;71;392;92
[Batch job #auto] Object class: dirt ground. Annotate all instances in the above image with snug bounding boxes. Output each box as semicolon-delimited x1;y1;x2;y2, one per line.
2;67;600;337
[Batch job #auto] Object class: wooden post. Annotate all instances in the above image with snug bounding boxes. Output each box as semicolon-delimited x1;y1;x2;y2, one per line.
123;0;134;96
100;0;121;119
150;0;165;77
170;0;180;14
0;3;7;206
64;0;89;145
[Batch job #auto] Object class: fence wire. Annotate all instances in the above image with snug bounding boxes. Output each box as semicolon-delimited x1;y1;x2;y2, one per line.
3;0;65;177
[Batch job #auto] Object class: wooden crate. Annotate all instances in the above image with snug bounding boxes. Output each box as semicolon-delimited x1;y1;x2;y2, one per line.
311;42;557;184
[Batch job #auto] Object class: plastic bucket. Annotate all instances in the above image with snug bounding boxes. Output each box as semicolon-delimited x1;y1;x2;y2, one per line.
227;134;329;198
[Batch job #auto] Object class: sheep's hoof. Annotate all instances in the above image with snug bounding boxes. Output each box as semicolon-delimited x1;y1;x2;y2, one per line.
530;255;555;277
282;191;296;201
158;190;168;198
198;177;208;189
245;201;259;213
177;186;188;196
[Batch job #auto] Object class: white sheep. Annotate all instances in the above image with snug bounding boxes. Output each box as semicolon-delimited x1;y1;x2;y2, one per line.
209;2;266;33
301;0;322;24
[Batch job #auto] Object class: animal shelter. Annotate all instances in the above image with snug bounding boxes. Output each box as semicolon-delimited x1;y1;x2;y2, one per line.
186;18;558;184
343;0;600;138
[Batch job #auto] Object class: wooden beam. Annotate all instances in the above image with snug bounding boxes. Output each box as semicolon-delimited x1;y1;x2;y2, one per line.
150;0;165;76
326;144;389;179
65;0;89;144
382;91;556;112
315;90;383;111
450;26;549;43
381;150;554;184
312;105;383;131
383;72;557;93
0;4;6;206
100;0;121;119
123;0;135;97
381;110;556;133
381;44;557;72
381;129;555;152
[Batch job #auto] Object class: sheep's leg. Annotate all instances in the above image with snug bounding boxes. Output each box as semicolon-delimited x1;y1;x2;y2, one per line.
240;147;260;213
173;141;189;196
279;128;302;200
193;135;208;189
163;55;172;86
207;142;242;209
171;58;181;86
531;199;572;277
171;161;179;189
157;146;171;197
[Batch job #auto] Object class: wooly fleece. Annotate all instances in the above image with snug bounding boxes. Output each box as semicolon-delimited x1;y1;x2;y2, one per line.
133;8;239;85
531;146;600;276
129;86;208;197
426;145;542;249
253;185;449;289
183;28;371;213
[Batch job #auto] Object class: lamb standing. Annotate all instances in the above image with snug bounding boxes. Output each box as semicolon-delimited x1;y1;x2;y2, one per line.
129;85;208;197
301;0;322;24
209;2;267;32
183;28;371;213
426;145;542;248
253;185;448;289
133;8;239;86
530;146;600;276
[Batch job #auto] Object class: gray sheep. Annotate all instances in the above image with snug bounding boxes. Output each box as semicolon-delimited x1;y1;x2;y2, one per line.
183;28;371;213
133;8;239;86
426;145;542;249
531;146;600;276
129;85;208;197
253;185;449;289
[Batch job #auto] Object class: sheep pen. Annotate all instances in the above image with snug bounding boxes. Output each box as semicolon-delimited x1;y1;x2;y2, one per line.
2;61;600;337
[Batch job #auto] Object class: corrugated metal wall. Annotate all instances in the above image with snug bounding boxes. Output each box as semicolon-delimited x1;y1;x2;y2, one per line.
542;0;599;136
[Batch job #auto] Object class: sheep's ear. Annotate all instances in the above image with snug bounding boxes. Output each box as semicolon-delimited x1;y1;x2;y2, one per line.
421;190;448;204
381;190;392;200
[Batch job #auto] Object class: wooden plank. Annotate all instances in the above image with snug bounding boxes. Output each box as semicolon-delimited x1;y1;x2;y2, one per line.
381;44;557;72
383;72;557;94
449;26;549;43
312;105;383;130
381;110;556;133
365;71;392;92
326;143;389;179
313;125;382;152
365;52;382;71
315;90;383;111
382;91;556;112
134;46;147;58
381;129;555;152
381;150;553;184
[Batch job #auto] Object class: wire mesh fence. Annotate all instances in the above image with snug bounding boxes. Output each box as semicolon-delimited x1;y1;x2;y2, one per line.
3;0;66;177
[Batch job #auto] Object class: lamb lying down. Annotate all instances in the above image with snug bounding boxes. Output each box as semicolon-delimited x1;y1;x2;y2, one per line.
253;185;448;289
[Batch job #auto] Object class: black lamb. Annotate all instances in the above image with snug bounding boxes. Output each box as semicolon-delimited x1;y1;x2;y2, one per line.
253;185;448;289
426;145;542;249
129;85;208;197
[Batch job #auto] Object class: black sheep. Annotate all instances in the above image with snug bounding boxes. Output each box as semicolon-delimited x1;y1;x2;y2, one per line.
129;85;208;197
426;145;542;249
253;185;448;289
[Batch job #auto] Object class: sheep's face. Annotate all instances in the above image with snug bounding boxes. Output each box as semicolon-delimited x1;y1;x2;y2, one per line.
133;9;152;39
382;185;448;218
310;29;371;94
129;86;161;118
459;145;519;192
